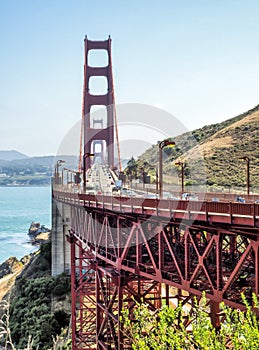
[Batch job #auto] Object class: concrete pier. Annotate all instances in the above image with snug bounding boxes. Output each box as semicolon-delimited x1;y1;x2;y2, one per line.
51;198;71;276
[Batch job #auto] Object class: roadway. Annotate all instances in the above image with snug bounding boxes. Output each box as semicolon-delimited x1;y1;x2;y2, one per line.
85;164;115;195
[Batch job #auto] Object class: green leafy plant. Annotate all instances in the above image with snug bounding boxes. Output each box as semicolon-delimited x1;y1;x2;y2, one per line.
7;242;71;350
121;293;259;349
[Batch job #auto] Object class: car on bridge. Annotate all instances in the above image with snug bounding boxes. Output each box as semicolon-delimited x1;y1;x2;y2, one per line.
144;193;158;199
235;196;246;203
120;188;137;197
181;193;199;201
85;185;96;195
163;192;179;200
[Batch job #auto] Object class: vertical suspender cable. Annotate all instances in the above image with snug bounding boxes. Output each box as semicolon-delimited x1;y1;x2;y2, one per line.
110;52;122;172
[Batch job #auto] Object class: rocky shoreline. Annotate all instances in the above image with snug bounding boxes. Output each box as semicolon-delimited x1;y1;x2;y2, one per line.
0;223;50;301
28;221;50;244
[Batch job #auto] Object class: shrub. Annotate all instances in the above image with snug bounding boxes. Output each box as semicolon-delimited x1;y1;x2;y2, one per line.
121;293;259;349
2;240;70;349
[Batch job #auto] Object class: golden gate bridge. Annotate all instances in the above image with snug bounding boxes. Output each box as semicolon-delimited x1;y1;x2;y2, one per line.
52;36;259;350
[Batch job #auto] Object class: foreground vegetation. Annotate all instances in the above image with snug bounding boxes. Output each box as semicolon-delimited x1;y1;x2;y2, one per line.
0;242;71;349
1;263;259;349
1;242;259;349
122;294;259;349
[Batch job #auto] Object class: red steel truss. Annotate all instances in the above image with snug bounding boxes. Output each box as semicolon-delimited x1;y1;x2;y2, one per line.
67;234;96;349
63;200;259;349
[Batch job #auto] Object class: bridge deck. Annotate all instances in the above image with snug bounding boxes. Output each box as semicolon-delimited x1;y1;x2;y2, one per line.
53;188;259;228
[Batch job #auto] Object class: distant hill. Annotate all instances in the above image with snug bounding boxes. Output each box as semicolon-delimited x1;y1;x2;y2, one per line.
0;150;29;161
0;153;78;186
130;104;259;192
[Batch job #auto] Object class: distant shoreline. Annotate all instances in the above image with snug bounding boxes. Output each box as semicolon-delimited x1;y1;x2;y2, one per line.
0;184;50;187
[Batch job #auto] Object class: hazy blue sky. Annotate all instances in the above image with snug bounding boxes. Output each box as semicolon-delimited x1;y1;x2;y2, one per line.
1;0;259;157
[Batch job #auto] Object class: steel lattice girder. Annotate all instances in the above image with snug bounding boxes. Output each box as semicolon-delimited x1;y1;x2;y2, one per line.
70;206;259;310
67;205;259;349
68;231;171;349
67;233;97;350
68;230;225;349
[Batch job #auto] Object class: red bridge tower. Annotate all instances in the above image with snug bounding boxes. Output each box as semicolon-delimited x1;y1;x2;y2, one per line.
83;36;115;173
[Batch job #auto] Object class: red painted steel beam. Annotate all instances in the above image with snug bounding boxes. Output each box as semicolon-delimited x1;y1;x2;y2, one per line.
59;187;259;349
68;205;259;307
53;190;259;228
83;37;114;172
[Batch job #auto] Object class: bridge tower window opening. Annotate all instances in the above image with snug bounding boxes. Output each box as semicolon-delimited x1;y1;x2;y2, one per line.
93;118;103;128
92;140;106;164
89;105;107;129
88;49;108;67
89;76;108;96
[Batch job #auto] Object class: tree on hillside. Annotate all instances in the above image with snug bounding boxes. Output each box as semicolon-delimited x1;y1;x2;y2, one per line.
125;157;138;180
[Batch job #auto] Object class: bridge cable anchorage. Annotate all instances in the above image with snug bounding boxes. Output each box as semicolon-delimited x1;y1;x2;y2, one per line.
110;46;122;172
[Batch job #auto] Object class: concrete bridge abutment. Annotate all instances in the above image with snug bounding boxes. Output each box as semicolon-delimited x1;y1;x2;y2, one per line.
51;198;71;277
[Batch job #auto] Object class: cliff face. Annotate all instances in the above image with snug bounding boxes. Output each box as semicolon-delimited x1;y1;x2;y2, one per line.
0;230;50;301
0;257;23;279
0;256;30;301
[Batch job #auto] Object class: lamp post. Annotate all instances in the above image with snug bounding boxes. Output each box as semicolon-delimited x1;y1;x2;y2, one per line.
63;168;69;186
61;167;65;186
83;153;95;190
56;160;65;185
239;156;250;195
159;140;175;198
144;164;158;196
151;166;159;197
140;167;145;190
175;161;185;194
63;168;82;190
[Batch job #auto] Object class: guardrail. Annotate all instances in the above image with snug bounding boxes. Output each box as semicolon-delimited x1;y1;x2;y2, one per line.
53;188;259;227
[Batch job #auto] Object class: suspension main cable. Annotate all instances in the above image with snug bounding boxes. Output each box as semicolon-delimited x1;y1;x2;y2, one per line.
78;64;86;172
110;52;122;172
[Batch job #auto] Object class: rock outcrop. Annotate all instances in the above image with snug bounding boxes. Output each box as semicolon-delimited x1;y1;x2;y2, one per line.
0;256;31;301
28;221;50;245
28;221;49;236
0;257;22;279
0;223;50;301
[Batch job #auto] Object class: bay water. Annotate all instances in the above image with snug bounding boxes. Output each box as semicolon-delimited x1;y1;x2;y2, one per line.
0;186;51;264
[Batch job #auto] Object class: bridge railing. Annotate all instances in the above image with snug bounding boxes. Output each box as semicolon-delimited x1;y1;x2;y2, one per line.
53;187;259;226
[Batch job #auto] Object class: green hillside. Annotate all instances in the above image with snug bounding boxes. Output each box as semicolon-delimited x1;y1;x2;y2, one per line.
129;105;259;192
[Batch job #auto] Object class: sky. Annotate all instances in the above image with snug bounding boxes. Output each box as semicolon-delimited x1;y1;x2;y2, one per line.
1;0;259;158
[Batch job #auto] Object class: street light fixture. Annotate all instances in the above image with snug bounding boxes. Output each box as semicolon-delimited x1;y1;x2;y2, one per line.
56;160;65;185
158;140;175;198
149;166;159;197
63;168;82;188
83;153;95;190
63;168;70;185
140;167;145;190
239;156;250;195
175;161;185;194
141;163;158;196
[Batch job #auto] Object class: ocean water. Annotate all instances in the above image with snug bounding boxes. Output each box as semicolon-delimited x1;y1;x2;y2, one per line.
0;186;51;264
